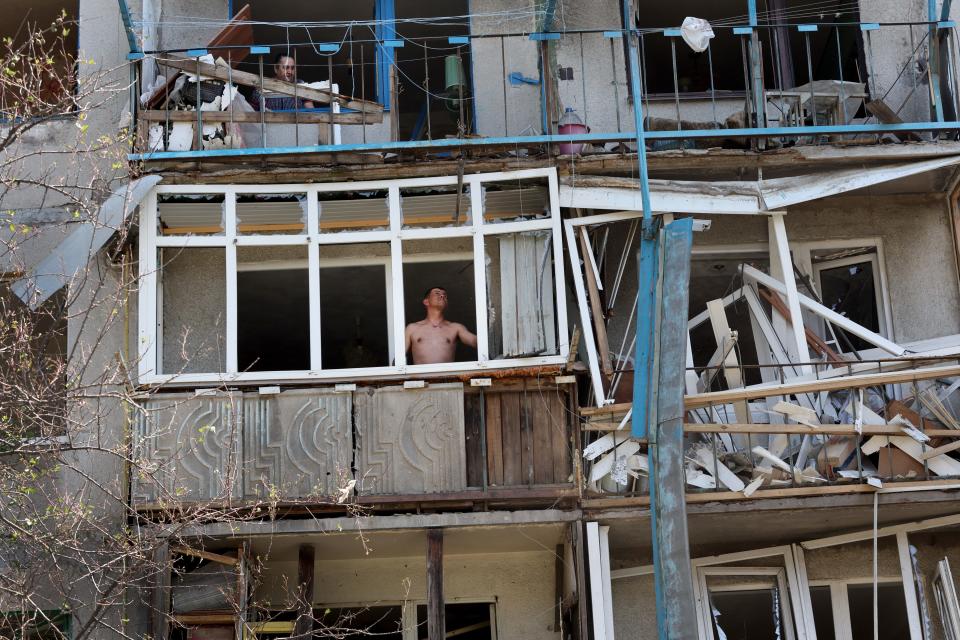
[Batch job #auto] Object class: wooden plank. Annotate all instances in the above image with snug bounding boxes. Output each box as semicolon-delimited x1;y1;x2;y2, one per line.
582;478;960;509
552;389;572;483
484;392;504;486
683;423;960;438
464;392;485;487
152;543;172;640
685;364;960;409
572;522;591;640
532;388;555;485
207;4;253;63
920;439;960;460
500;391;523;485
865;100;923;141
140;109;381;125
158;57;384;113
706;298;750;424
293;544;315;639
171;545;238;566
578;225;613;378
521;383;535;485
759;286;845;363
427;529;445;640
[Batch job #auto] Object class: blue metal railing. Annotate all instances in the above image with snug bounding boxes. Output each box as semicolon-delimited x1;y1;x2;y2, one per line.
129;20;960;162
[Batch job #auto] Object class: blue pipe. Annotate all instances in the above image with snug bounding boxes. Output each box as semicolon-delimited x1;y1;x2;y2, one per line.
116;0;141;54
129;120;960;162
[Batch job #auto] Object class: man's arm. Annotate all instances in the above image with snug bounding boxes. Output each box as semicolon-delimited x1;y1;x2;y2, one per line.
456;323;478;348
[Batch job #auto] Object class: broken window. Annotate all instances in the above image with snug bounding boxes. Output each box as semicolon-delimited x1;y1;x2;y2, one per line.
394;0;472;140
811;246;887;353
403;238;477;363
238;0;378;105
160;247;227;375
0;284;67;440
701;570;796;640
319;243;391;370
847;583;910;640
934;558;960;640
688;253;770;388
237;246;310;372
415;602;495;639
142;170;566;382
636;0;748;95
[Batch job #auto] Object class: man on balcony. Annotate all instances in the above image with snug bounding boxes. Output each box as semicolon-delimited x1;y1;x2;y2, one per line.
405;287;478;364
250;53;314;112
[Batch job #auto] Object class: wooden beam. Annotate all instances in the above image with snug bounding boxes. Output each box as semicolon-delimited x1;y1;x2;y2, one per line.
578;225;613;378
683;423;960;437
685;364;960;409
579;364;960;416
293;544;315;639
427;529;445;640
582;478;960;509
151;543;172;640
758;286;845;363
171;545;238;566
158;57;384;113
140;109;382;125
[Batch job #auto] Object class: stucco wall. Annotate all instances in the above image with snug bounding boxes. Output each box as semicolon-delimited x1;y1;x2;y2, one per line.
257;550;561;639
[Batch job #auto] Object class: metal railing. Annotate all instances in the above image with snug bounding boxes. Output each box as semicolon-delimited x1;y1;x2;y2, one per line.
127;20;960;162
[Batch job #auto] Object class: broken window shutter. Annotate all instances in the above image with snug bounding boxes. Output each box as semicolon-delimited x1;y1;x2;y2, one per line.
497;231;555;358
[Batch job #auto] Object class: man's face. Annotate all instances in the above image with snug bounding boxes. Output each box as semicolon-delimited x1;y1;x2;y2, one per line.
274;57;296;82
424;288;448;311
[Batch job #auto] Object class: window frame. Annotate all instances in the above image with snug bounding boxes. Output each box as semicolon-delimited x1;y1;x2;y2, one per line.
807;577;907;640
137;168;566;385
697;566;797;640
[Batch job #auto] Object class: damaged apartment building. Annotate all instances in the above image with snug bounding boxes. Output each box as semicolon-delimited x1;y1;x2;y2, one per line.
12;0;960;638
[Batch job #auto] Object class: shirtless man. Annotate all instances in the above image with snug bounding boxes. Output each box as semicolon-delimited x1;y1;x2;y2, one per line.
405;287;478;364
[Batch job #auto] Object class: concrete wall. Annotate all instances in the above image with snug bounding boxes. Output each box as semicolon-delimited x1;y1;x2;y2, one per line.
257;549;561;639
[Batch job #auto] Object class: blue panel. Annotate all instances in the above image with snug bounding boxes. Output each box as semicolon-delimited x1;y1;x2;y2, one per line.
650;217;697;639
127;52;145;60
448;36;470;44
603;30;624;38
861;22;880;31
315;43;341;52
249;46;270;55
939;21;957;28
528;32;561;40
943;0;954;22
663;28;682;37
797;24;819;32
632;221;660;441
375;0;396;109
748;0;758;25
383;40;405;48
733;26;753;35
186;49;209;57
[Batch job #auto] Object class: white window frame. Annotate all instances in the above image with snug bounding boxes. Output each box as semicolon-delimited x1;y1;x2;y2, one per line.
697;566;797;640
137;168;568;385
807;576;906;640
808;244;893;348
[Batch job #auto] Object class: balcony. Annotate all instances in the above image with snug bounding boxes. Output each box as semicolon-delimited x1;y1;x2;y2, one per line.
131;379;576;511
128;18;960;165
581;358;960;506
